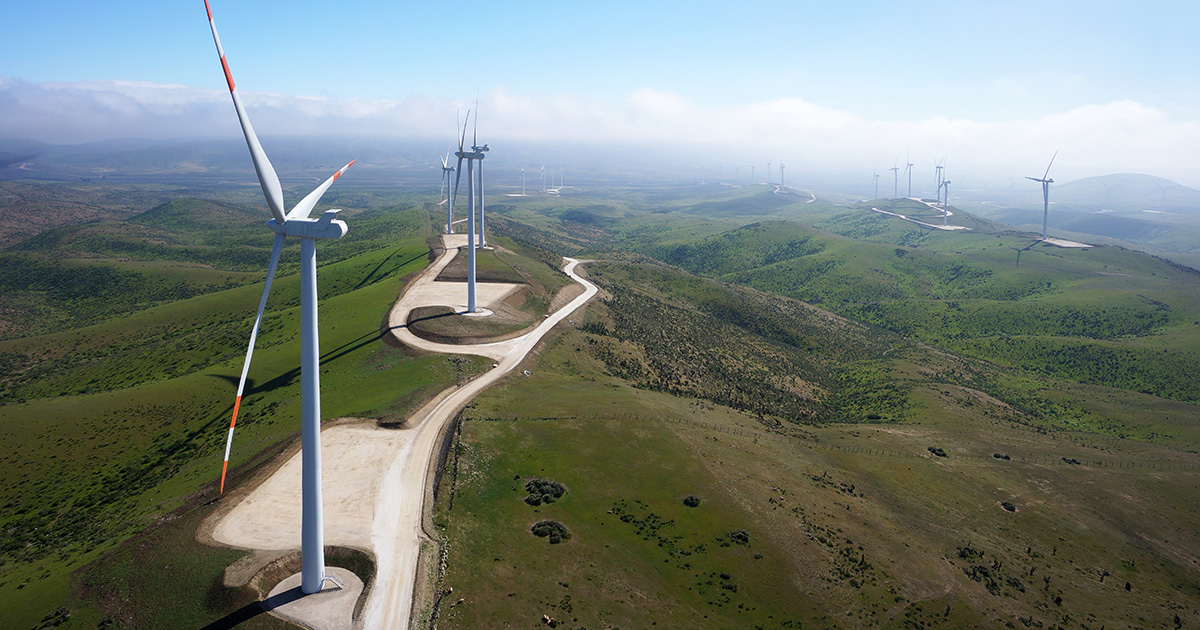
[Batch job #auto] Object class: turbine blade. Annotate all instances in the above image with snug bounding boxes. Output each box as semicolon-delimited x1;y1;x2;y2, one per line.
452;155;464;206
460;110;471;151
204;0;286;225
220;233;285;494
473;99;479;148
1043;150;1058;180
285;160;355;221
1025;176;1042;182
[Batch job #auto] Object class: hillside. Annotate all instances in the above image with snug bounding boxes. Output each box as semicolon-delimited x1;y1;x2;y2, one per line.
3;183;1200;628
433;256;1200;629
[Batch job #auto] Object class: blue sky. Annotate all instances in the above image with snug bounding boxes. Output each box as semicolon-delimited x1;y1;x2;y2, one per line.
2;0;1199;181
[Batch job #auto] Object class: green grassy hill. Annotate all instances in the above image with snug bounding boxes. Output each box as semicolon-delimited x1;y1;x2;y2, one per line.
5;182;1200;629
433;257;1200;629
0;197;493;628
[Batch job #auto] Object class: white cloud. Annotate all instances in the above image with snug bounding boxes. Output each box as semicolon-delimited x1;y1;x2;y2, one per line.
1;77;1197;182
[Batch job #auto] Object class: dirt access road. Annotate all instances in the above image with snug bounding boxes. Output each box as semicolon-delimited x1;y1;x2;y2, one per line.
211;233;598;628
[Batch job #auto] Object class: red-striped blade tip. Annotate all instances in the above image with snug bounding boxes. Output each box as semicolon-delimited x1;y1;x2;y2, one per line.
221;57;235;93
220;460;229;494
332;160;355;181
204;0;212;21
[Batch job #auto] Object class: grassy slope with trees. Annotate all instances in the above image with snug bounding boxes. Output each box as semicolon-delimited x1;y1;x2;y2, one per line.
0;191;498;627
4;182;1200;628
428;186;1200;629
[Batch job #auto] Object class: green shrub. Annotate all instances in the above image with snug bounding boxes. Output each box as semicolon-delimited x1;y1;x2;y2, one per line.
525;478;567;505
531;520;572;544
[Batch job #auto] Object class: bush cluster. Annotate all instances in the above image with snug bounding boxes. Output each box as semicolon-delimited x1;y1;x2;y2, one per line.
525;479;566;506
531;520;571;544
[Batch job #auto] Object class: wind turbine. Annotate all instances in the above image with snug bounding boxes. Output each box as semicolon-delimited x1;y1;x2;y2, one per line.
1026;150;1058;240
889;159;900;200
206;0;352;596
905;153;914;198
940;179;952;226
779;161;785;187
440;148;455;233
767;161;772;185
872;168;880;200
935;160;945;204
453;109;486;312
540;165;546;192
750;163;756;184
470;106;490;249
520;168;526;196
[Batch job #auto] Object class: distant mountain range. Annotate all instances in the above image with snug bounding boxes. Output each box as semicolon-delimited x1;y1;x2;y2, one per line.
1030;173;1200;212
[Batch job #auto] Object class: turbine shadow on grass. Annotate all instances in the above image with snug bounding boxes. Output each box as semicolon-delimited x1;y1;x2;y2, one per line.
209;328;388;489
1012;239;1041;268
199;586;305;630
353;248;427;291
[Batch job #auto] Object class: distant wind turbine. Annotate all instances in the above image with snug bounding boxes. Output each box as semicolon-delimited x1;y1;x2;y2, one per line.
1026;150;1058;240
941;179;952;226
889;159;900;200
470;105;490;249
440;148;455;232
767;161;772;185
779;161;785;187
934;160;945;204
872;167;879;200
453;109;485;312
905;152;914;198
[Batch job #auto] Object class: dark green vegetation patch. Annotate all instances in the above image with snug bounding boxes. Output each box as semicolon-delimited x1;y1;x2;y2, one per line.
525;478;567;506
530;520;571;544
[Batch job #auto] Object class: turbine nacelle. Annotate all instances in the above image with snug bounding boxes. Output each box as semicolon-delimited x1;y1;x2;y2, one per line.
268;210;348;240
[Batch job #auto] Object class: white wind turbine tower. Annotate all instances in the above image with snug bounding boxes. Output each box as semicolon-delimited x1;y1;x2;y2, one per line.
872;168;880;200
779;162;785;187
520;168;526;196
905;153;914;198
540;165;546;192
1026;150;1058;240
750;163;756;184
934;159;945;204
470;108;490;249
452;109;486;312
440;148;455;233
889;160;900;199
940;177;952;226
206;0;353;596
767;161;772;185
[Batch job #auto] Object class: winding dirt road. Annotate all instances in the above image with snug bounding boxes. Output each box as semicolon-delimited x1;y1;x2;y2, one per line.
211;234;598;628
